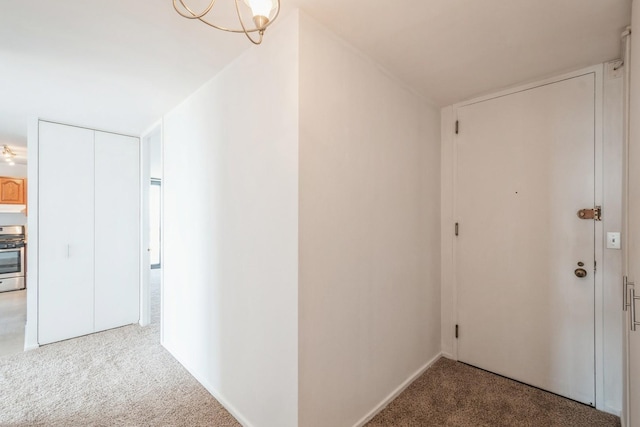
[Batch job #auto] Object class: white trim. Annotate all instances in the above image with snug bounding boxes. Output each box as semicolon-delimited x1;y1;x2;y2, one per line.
140;119;162;141
441;351;456;360
164;345;255;427
593;63;606;411
604;404;622;417
138;126;159;328
621;24;632;427
453;65;603;110
452;105;460;361
440;105;457;359
159;119;165;346
36;118;138;139
24;117;39;351
352;353;442;427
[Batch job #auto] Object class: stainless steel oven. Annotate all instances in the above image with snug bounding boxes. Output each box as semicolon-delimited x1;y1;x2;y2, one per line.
0;225;25;293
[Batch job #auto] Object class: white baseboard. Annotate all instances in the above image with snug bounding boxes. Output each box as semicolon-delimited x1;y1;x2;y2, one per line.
602;404;621;417
441;351;456;361
23;323;39;351
23;343;39;351
163;344;255;427
352;352;443;427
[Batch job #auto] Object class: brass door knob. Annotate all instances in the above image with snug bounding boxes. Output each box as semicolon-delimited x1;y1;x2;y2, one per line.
575;268;587;278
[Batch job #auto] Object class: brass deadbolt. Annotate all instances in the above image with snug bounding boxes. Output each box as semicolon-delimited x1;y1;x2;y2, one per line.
577;206;602;221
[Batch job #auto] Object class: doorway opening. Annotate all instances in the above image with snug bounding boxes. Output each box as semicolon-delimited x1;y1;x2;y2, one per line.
150;179;161;270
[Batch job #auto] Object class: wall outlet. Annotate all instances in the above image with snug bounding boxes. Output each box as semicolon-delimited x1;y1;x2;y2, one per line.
606;232;621;250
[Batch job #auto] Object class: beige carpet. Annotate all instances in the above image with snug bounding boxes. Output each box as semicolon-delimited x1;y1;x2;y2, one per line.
0;273;240;427
366;358;621;427
0;323;239;426
0;289;26;358
0;274;621;426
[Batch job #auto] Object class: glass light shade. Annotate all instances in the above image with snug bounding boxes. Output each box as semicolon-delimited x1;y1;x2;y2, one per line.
243;0;275;18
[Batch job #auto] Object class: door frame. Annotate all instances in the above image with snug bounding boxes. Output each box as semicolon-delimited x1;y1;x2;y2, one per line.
441;64;607;410
139;122;164;329
150;178;162;270
139;124;161;327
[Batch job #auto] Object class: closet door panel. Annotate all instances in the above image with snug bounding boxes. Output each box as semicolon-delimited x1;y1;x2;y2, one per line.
38;122;95;345
94;131;140;331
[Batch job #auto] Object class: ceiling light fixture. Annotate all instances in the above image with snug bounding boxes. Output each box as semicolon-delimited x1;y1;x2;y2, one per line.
173;0;280;45
2;145;16;165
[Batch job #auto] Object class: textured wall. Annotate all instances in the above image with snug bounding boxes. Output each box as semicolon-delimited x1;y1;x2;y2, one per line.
298;14;442;427
162;13;300;427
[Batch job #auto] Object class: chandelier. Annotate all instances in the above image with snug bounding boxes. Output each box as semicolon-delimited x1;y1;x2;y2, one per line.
173;0;281;45
2;145;15;166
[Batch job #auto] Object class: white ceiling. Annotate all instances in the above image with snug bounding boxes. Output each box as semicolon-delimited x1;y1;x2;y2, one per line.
0;0;632;150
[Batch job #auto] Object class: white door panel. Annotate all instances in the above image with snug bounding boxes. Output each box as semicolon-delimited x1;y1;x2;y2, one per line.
626;20;640;425
628;131;640;425
456;73;596;404
626;10;640;425
94;131;140;331
38;121;95;345
630;321;640;426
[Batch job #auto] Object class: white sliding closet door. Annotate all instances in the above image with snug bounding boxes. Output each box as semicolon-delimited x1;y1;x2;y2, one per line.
38;122;95;345
94;131;140;331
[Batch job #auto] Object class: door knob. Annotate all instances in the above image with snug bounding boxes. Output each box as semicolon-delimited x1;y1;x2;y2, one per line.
575;268;587;278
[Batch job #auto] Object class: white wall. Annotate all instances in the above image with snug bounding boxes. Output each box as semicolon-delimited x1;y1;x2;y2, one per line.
161;12;299;427
149;128;162;179
162;11;442;426
0;163;28;226
625;3;640;424
298;14;442;427
603;61;624;415
25;119;39;350
0;163;26;178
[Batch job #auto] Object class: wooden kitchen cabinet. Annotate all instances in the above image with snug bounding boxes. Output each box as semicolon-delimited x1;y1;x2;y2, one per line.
0;177;25;204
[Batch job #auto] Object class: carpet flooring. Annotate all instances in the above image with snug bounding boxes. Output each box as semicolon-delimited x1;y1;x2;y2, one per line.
0;272;239;427
0;289;26;358
0;271;621;426
365;358;621;427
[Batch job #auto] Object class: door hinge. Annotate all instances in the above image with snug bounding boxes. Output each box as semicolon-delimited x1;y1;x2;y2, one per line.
455;120;459;135
455;324;459;339
455;222;459;236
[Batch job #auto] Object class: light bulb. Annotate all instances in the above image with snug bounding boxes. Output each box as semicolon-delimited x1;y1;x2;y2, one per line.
243;0;275;19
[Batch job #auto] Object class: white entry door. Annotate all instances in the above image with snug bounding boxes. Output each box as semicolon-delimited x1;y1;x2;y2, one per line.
456;73;596;405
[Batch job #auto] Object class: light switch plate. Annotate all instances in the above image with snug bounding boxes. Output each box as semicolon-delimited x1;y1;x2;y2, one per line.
606;232;621;249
